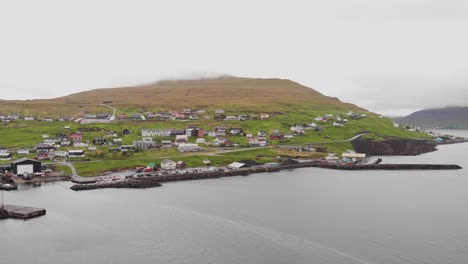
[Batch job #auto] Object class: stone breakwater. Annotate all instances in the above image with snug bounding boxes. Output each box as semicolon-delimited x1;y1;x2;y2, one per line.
70;162;462;191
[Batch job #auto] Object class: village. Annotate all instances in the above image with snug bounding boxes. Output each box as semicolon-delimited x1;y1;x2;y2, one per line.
0;106;452;191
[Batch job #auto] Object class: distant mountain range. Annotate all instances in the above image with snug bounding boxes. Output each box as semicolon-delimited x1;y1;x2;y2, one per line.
395;107;468;129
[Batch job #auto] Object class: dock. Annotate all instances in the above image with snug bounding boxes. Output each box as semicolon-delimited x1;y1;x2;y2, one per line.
2;204;46;219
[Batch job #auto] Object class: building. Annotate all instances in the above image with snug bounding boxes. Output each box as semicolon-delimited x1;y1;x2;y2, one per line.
133;139;159;150
120;145;136;152
93;138;107;145
175;135;189;144
36;143;55;159
160;159;177;170
0;152;12;160
17;149;31;155
342;152;367;163
176;161;187;169
161;140;173;148
68;150;85;158
227;162;248;170
11;158;42;175
177;143;200;152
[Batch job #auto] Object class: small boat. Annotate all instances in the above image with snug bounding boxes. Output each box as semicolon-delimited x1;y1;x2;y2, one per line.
0;183;18;191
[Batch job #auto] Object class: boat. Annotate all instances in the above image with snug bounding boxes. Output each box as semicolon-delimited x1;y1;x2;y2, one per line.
0;183;18;191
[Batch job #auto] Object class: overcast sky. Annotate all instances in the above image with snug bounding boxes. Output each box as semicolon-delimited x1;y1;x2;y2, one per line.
1;0;467;116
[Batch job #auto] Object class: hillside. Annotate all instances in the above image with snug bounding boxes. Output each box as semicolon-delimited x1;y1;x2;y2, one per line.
0;77;365;117
395;107;468;129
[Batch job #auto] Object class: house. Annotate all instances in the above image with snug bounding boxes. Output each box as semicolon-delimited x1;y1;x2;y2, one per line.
181;109;192;114
141;128;172;137
249;138;261;146
145;113;158;119
324;153;340;161
270;132;284;140
161;140;173;148
176;161;187;169
178;143;200;152
314;116;323;122
246;133;253;138
59;116;74;122
214;114;226;120
169;110;180;116
202;159;211;166
227;162;248;170
215;109;225;114
175;135;189;144
260;113;270;119
130;113;142;120
88;145;97;151
196;109;206;114
133;139;158;150
113;138;123;146
284;133;294;139
257;131;267;137
310;122;317;127
230;127;243;135
36;143;55;160
74;142;89;147
56;133;68;139
160;159;177;170
42;118;54;122
42;134;50;139
174;114;186;119
68;150;85;158
43;139;57;145
11;158;42;175
17;149;31;155
238;115;248;121
53;151;67;158
0;152;12;160
117;114;128;120
123;129;131;135
24;116;35;121
225;116;238;120
215;126;226;133
197;129;205;138
333;122;344;127
93;138;107;145
158;113;171;119
61;138;71;146
196;138;206;144
171;129;186;136
342;152;367;163
120;145;136;152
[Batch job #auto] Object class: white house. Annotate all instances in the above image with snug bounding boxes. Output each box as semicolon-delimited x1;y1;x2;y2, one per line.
24;116;35;121
141;128;172;137
196;138;206;144
17;149;31;155
74;142;90;147
178;143;200;153
160;159;177;170
0;152;12;160
260;113;270;119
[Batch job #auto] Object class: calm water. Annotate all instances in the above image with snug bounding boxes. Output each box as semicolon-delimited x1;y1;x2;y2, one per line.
1;135;468;263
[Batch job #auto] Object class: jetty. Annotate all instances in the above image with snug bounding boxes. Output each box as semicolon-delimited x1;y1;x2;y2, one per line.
1;204;46;220
69;161;462;191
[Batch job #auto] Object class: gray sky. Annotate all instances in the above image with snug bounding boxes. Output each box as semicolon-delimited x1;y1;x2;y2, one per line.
1;0;467;116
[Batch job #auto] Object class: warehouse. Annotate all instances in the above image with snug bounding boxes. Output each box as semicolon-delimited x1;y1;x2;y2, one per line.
11;158;42;175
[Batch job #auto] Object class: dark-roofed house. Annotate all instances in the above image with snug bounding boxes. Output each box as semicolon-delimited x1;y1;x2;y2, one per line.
11;158;42;175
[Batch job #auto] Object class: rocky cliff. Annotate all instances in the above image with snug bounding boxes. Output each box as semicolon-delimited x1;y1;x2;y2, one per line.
351;138;437;156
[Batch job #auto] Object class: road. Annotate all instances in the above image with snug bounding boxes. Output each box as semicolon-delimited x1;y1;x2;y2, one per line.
100;104;117;121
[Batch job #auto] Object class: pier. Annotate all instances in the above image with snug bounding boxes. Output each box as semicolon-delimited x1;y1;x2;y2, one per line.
1;204;46;220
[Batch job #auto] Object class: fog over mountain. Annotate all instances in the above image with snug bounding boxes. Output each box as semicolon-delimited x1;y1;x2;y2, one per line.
1;0;467;116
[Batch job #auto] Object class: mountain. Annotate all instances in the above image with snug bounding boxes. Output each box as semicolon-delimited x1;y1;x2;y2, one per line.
395;107;468;129
0;77;366;117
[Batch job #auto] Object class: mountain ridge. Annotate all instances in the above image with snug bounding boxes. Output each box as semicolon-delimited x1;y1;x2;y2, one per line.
0;77;367;117
395;106;468;129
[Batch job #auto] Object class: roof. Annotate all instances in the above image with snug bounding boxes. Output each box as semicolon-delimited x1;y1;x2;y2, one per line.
342;153;367;158
161;159;175;164
227;162;246;169
11;158;40;165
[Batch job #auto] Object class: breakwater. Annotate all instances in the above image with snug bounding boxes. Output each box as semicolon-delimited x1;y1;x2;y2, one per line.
70;162;462;191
